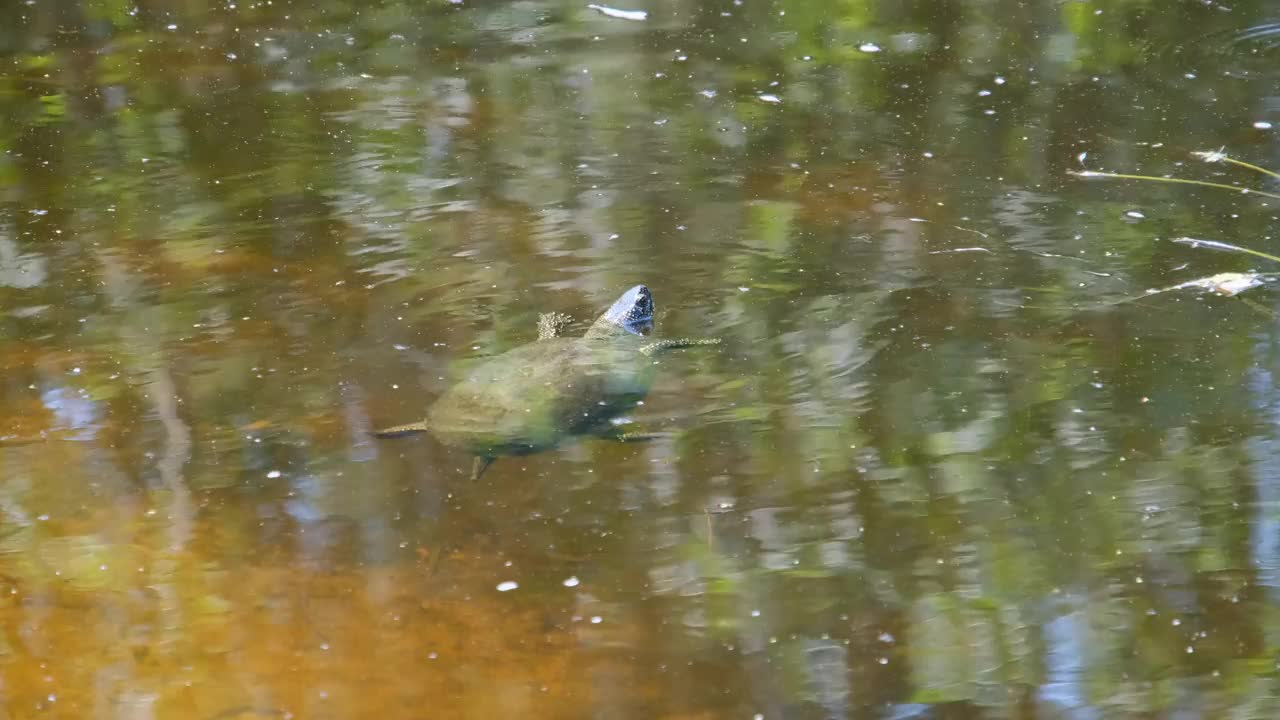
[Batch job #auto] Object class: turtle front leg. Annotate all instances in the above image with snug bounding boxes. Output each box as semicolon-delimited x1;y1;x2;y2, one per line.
640;338;721;356
537;312;573;340
595;426;674;443
373;420;430;438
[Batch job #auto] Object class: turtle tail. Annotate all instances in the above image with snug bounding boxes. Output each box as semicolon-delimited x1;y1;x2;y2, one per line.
372;421;430;439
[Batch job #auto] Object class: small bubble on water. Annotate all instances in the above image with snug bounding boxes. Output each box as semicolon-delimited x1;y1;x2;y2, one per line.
1254;121;1273;130
590;615;603;624
1125;210;1145;219
757;94;782;104
858;42;881;53
267;470;282;479
563;576;580;587
496;581;519;592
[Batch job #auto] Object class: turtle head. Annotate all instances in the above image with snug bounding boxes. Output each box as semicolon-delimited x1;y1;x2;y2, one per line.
588;284;654;337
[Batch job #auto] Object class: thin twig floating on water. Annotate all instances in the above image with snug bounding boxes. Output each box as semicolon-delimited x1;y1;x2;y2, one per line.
586;4;648;20
928;247;993;255
908;217;991;239
1024;249;1091;263
1069;170;1280;201
1171;236;1280;265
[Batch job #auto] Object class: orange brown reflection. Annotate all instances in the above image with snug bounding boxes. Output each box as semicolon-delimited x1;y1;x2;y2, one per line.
0;548;604;719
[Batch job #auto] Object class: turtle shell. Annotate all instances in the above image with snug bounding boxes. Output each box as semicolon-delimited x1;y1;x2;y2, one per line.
425;334;656;458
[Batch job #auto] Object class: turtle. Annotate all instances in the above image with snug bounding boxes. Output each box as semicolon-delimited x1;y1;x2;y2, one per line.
374;285;719;479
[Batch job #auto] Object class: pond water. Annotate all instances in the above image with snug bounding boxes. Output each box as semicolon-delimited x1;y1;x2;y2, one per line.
5;0;1280;717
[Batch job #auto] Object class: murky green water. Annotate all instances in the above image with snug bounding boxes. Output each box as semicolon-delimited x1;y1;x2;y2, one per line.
5;0;1280;717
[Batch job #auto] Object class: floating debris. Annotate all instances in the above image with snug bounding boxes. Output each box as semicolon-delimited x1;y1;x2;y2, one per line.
1192;148;1280;180
858;43;882;53
1193;148;1229;164
1145;272;1269;298
587;4;648;20
757;94;782;104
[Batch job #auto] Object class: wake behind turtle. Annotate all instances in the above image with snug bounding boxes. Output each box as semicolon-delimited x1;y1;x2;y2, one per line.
374;285;719;478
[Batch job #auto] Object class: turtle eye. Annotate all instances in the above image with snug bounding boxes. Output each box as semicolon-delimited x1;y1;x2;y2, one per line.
632;288;654;320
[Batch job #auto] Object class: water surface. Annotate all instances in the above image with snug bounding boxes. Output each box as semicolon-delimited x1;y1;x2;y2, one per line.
5;0;1280;717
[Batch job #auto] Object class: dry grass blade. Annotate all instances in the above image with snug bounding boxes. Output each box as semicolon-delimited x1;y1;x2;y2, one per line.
1171;236;1280;265
1069;170;1280;201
